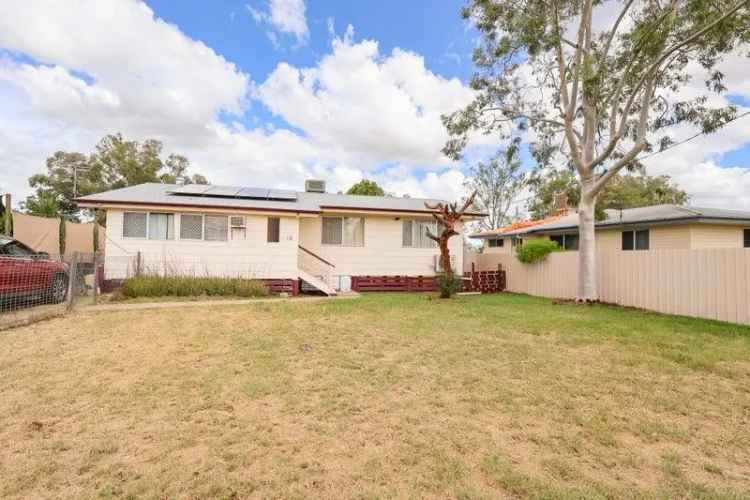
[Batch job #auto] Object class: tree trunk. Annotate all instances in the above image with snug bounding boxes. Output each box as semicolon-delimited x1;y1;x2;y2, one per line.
577;177;598;301
439;238;453;281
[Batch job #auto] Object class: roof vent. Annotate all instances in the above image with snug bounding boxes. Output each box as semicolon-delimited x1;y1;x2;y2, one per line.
305;179;326;193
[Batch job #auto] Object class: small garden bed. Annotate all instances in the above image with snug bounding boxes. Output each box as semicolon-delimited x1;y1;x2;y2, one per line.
119;275;269;299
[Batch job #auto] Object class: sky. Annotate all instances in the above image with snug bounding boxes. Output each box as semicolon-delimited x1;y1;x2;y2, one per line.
1;0;749;211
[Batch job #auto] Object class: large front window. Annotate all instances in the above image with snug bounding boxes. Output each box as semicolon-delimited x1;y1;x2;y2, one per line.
402;219;437;248
322;217;364;246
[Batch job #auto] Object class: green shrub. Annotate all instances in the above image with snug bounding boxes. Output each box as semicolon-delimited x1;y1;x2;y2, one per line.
121;275;269;298
436;273;463;299
515;238;560;264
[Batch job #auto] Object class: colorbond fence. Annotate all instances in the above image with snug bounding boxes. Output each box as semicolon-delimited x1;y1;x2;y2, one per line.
472;248;750;325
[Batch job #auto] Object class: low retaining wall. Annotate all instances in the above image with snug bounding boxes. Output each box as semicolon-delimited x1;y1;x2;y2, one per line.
351;271;506;293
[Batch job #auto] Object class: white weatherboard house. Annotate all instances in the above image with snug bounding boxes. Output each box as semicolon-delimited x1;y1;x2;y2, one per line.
76;181;484;295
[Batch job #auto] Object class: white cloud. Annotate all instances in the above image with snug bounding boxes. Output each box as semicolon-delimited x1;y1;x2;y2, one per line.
246;0;309;47
257;32;478;167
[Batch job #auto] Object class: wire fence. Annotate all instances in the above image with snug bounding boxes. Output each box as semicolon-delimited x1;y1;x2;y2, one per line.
0;251;102;330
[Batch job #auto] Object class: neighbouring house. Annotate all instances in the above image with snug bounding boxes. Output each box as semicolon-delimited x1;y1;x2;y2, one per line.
76;181;485;295
472;204;750;253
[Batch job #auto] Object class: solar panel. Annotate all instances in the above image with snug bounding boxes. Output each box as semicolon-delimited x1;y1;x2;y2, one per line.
236;187;270;200
204;185;242;197
267;189;297;201
167;184;212;195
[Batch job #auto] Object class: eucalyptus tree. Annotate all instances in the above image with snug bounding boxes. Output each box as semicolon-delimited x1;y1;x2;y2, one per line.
443;0;749;300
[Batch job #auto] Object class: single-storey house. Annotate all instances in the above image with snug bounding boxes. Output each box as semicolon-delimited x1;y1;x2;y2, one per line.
472;204;750;253
76;181;484;295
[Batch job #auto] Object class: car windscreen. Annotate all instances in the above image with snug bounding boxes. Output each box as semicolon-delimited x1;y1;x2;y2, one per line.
1;241;37;256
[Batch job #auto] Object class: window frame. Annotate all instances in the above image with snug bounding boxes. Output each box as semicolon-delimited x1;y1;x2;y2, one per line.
122;211;148;239
147;212;174;241
487;238;504;248
204;214;229;242
402;218;438;249
622;229;650;251
267;217;280;243
322;216;365;247
179;213;204;241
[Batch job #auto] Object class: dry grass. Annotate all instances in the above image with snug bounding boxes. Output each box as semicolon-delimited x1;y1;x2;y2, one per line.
1;293;749;499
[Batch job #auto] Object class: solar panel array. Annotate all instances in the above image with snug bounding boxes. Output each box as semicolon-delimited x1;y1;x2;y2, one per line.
167;185;297;201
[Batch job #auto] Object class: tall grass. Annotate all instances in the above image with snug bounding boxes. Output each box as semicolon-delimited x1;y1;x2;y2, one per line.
121;275;269;298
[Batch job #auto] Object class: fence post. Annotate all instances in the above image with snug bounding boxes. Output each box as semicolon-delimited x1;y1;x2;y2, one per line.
93;252;101;304
3;193;11;236
66;252;79;311
135;251;142;277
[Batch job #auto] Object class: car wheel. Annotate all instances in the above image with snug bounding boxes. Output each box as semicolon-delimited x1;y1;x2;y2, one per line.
48;273;69;304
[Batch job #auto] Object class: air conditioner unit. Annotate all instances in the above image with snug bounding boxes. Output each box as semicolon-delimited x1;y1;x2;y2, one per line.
434;254;456;272
230;216;246;228
305;179;326;193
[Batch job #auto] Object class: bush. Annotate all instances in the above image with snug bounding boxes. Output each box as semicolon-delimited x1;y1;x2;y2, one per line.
515;238;560;264
436;273;463;299
121;275;269;299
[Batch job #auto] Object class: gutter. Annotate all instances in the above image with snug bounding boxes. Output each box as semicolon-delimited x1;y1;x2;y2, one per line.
472;216;750;238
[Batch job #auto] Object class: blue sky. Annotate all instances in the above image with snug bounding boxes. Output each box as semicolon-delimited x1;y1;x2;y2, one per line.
0;0;749;209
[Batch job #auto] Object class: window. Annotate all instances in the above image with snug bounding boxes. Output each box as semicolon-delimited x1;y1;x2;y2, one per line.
744;229;750;248
180;214;203;240
488;238;504;248
322;217;364;246
148;213;174;240
1;241;35;256
550;234;579;250
511;236;523;247
123;212;147;238
622;229;649;250
230;216;246;241
267;217;280;243
402;219;437;248
204;215;228;241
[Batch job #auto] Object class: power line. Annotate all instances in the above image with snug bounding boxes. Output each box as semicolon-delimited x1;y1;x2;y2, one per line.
503;109;750;205
639;110;750;161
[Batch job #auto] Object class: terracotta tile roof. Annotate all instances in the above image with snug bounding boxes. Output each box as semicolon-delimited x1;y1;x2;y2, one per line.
472;210;570;238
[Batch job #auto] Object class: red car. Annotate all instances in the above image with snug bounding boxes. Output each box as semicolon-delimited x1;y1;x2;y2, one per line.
0;236;69;306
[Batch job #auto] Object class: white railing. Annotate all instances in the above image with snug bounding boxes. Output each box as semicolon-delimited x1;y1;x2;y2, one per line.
297;245;335;289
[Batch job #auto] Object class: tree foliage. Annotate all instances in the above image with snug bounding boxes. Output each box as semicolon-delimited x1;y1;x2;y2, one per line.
516;238;561;263
444;0;749;300
464;137;528;230
346;179;386;196
528;170;688;220
22;133;208;220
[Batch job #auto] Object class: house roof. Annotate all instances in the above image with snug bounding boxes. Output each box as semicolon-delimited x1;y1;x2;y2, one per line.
471;204;750;238
75;183;488;217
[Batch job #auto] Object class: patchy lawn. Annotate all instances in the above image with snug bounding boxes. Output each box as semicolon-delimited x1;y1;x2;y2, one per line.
1;293;749;499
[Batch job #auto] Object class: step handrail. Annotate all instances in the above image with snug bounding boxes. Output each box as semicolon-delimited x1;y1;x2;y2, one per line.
298;245;335;268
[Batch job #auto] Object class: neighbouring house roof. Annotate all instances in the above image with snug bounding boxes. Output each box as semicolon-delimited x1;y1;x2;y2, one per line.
471;204;750;238
76;183;488;217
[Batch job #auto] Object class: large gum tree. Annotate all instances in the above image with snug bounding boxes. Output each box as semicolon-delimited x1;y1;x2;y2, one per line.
443;0;750;301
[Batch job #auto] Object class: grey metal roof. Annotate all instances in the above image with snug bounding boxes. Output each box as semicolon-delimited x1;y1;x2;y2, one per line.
472;204;750;238
76;183;487;216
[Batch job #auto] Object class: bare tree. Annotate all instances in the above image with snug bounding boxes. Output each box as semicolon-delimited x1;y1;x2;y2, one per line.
444;0;749;301
425;191;478;296
465;138;527;230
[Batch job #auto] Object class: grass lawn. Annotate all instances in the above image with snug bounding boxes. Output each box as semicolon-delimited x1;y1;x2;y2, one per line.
1;293;749;499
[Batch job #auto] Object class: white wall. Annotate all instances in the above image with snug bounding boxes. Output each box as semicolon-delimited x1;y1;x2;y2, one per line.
298;214;464;277
104;209;299;280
